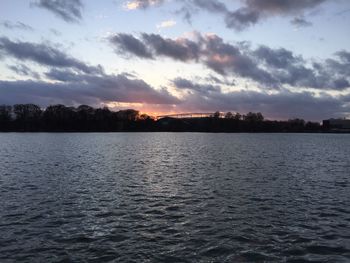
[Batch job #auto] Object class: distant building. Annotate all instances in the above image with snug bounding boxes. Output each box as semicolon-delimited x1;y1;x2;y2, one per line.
323;118;350;130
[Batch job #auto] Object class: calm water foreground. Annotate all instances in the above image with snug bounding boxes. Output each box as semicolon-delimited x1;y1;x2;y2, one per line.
0;133;349;262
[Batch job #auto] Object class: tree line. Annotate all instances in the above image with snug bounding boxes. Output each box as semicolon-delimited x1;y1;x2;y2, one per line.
0;104;324;132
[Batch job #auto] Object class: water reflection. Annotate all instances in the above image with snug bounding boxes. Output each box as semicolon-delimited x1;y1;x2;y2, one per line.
0;133;349;262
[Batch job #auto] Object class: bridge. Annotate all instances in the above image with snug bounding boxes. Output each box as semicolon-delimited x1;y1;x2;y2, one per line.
156;112;226;119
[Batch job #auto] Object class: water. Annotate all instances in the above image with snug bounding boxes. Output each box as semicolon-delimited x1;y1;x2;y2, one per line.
0;133;349;262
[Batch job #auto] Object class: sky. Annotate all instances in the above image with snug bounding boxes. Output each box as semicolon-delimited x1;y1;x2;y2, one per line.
0;0;350;120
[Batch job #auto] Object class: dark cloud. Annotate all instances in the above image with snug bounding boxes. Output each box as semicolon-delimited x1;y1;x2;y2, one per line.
132;0;329;30
0;20;33;31
290;17;313;27
141;33;200;61
332;78;350;89
110;32;350;91
174;79;348;121
7;64;41;79
218;0;326;30
254;46;299;68
110;33;200;61
31;0;83;23
225;8;261;31
204;75;236;86
243;0;327;14
44;68;79;82
191;0;227;13
324;51;350;79
45;69;179;104
255;45;350;90
110;33;273;85
173;77;221;94
0;71;179;107
2;73;346;120
0;36;180;108
109;34;153;59
0;37;102;74
174;3;198;24
335;50;350;63
200;34;275;85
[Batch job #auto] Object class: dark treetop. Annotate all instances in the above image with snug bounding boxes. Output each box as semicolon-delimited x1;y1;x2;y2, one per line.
0;103;338;133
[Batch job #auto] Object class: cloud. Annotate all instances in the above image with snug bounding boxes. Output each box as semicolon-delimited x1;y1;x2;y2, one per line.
204;75;236;86
141;33;200;61
291;17;313;27
0;20;33;31
254;45;299;68
199;34;274;85
192;0;227;13
7;64;41;79
109;34;153;58
203;0;327;30
156;19;176;29
0;70;179;107
2;75;345;120
110;33;200;61
0;35;180;107
1;37;348;120
31;0;83;23
127;0;330;30
324;51;350;87
171;78;349;120
224;8;260;31
0;37;102;74
124;0;164;10
173;77;221;94
242;0;327;14
253;45;350;90
110;32;350;90
335;50;350;64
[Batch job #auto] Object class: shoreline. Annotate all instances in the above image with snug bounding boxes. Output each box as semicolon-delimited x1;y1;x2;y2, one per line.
0;131;349;134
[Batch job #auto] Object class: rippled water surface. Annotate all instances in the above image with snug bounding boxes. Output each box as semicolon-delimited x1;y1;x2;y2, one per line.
0;133;350;262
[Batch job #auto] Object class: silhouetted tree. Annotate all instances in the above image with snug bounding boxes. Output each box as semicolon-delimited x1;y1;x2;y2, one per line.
288;118;306;132
13;104;42;121
43;105;77;131
13;104;42;131
225;112;233;119
305;121;321;131
213;111;221;118
244;112;264;122
95;107;111;121
288;118;305;125
139;113;153;121
94;107;113;131
117;109;139;121
234;113;242;120
256;112;264;122
77;105;95;122
0;103;333;133
0;105;12;122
